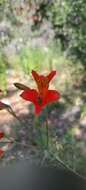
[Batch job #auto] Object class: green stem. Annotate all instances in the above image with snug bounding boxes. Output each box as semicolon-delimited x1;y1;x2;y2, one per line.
0;139;37;149
49;151;86;181
35;116;43;147
45;109;49;149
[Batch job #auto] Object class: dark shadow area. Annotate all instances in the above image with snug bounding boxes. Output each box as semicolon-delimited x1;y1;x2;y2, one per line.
0;160;86;190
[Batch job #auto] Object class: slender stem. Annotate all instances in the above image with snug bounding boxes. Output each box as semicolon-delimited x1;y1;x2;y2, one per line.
45;109;49;149
0;139;37;149
35;115;43;147
45;119;48;149
14;140;37;149
49;151;86;181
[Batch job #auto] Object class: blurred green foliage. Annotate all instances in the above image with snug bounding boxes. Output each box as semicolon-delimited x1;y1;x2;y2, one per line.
10;44;63;74
20;47;45;74
0;0;86;66
49;130;86;176
81;105;86;118
0;52;7;93
66;0;86;66
31;0;86;66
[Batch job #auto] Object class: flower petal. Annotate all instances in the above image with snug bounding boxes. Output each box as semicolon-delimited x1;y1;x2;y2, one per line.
46;71;56;83
35;90;60;115
32;70;49;95
42;90;60;107
32;70;40;83
34;104;42;115
20;89;38;104
20;89;42;115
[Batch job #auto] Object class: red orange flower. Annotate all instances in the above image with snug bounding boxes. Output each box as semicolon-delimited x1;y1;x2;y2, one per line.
32;70;56;96
14;70;60;115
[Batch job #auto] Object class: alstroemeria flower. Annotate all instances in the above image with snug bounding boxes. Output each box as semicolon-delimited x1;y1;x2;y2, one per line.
14;70;60;115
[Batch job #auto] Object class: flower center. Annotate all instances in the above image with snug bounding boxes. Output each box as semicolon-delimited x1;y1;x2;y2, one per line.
37;97;43;105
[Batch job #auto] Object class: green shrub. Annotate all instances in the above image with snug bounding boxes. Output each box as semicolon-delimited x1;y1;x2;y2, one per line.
15;46;59;74
19;47;45;74
0;52;7;94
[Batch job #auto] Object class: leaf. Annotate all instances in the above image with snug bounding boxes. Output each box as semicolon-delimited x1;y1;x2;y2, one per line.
6;106;21;122
14;83;30;90
0;101;20;122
